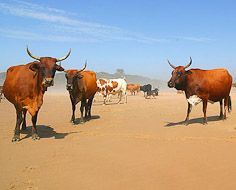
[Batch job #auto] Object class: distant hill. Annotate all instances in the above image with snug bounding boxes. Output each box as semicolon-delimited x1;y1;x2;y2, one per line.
0;71;167;91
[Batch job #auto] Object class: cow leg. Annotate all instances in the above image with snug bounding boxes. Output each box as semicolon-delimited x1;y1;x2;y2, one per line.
71;103;76;124
70;95;76;124
87;96;94;120
103;96;106;105
12;110;23;142
21;109;27;130
202;100;208;124
185;103;192;125
108;94;112;102
31;111;40;140
85;100;88;119
219;100;224;120
223;97;229;120
118;92;122;104
80;99;86;123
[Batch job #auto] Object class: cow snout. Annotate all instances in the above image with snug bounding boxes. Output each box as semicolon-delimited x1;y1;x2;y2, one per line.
66;84;73;91
44;78;54;87
168;80;174;88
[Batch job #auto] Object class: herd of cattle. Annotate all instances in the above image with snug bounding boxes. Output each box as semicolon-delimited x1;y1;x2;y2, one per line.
0;48;234;142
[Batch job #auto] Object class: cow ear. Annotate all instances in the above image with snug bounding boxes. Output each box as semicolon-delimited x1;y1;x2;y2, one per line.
55;64;65;71
29;62;40;72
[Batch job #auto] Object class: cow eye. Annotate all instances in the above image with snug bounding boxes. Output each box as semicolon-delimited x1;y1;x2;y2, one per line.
177;71;182;76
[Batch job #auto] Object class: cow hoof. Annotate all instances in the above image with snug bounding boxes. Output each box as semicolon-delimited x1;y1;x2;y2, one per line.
219;115;224;120
80;119;85;124
21;126;27;131
184;122;189;126
86;116;91;121
32;134;40;141
12;135;20;142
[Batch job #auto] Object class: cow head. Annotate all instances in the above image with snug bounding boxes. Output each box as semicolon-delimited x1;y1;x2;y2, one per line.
27;47;70;88
65;62;87;91
167;57;192;90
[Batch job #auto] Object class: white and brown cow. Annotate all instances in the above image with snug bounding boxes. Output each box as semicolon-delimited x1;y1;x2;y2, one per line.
97;78;127;104
96;78;109;103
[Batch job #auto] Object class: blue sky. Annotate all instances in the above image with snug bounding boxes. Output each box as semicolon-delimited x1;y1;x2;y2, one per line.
0;0;236;80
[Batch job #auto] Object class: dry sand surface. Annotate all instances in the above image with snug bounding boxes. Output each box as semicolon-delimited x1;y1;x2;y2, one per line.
1;91;236;190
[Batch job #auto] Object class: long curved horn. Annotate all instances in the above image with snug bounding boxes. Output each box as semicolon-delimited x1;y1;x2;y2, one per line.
168;60;176;69
77;60;87;73
26;46;40;60
185;57;192;69
56;49;71;62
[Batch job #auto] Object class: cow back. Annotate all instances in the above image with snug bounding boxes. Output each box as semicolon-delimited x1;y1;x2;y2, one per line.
109;78;127;93
3;63;41;108
187;69;232;101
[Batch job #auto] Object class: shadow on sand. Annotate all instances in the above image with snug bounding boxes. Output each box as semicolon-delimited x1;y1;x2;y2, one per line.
165;115;221;127
72;115;101;125
20;125;77;140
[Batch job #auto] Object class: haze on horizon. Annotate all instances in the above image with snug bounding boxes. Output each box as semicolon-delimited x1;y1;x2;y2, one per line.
0;0;236;80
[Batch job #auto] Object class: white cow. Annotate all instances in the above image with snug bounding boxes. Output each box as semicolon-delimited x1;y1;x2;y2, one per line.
97;78;127;104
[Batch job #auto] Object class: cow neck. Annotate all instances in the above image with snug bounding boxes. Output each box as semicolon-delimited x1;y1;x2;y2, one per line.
35;70;46;95
181;74;189;92
70;78;79;96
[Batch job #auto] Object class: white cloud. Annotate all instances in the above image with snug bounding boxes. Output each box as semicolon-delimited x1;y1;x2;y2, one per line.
0;0;214;43
173;36;215;42
0;28;99;42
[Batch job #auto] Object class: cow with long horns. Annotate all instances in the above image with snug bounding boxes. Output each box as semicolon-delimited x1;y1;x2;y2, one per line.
65;62;98;124
3;47;70;142
168;57;232;125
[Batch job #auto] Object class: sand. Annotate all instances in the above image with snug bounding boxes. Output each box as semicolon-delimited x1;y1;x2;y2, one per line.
1;91;236;190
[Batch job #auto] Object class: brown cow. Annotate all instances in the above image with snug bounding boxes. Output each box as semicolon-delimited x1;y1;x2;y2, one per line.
65;63;97;124
168;57;232;125
3;47;70;142
127;84;140;95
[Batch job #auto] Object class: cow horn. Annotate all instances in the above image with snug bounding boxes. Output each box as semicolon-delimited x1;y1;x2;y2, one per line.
56;49;71;62
26;46;40;60
168;60;176;69
77;60;87;73
185;57;192;69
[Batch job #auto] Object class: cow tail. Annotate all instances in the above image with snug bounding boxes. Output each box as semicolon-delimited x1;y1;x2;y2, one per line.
228;96;232;113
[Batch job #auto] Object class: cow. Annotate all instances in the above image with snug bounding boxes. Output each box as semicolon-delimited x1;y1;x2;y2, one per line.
3;47;70;142
97;78;127;104
146;88;159;98
167;57;232;125
0;86;3;102
127;83;140;95
65;62;98;124
96;78;109;103
140;84;152;98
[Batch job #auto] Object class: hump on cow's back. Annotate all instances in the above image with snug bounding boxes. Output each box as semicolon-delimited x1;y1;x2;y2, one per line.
81;70;96;78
